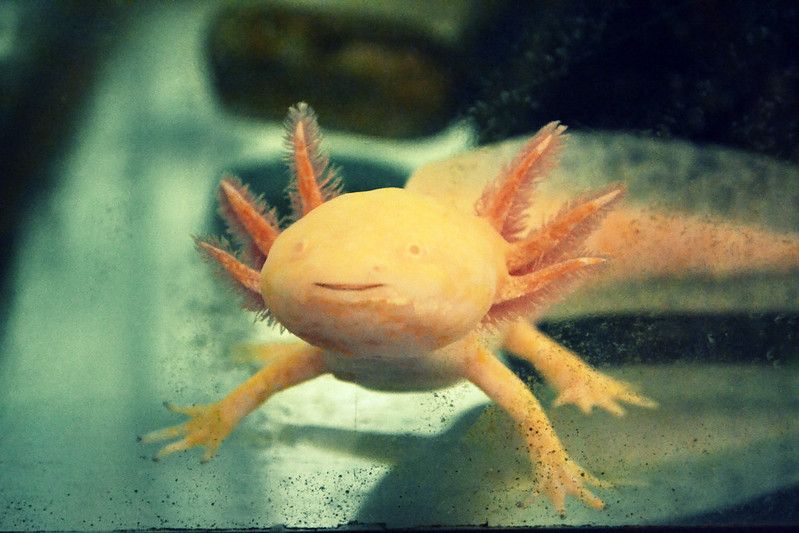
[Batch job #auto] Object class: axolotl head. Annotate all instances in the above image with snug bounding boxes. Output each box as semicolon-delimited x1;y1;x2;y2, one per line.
200;104;617;359
261;188;507;355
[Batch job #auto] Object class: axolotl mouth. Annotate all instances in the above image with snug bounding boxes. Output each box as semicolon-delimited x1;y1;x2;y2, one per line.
314;283;386;291
308;282;406;311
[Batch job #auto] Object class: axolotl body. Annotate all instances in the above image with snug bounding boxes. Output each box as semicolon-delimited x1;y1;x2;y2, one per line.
143;102;660;513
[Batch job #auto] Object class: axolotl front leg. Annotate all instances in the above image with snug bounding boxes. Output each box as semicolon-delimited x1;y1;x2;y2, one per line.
141;343;325;461
457;336;608;513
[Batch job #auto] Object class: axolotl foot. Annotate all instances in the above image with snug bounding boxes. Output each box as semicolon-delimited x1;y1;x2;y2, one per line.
140;401;238;462
529;449;611;515
552;369;657;417
140;345;326;463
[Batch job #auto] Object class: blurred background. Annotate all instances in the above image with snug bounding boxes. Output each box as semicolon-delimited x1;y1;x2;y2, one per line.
0;0;796;529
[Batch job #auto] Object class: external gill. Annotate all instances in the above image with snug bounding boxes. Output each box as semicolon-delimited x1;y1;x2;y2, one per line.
507;186;625;275
194;237;265;313
475;121;567;240
498;257;607;302
476;122;620;323
284;102;342;218
487;256;607;325
217;177;281;268
196;103;342;318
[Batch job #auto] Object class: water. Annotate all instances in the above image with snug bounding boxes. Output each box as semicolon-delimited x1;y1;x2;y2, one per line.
0;2;796;529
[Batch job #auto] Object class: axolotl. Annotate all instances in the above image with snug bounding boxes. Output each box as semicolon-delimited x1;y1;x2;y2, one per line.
142;102;660;513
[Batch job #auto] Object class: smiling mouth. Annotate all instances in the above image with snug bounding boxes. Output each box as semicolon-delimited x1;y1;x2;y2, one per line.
314;283;385;291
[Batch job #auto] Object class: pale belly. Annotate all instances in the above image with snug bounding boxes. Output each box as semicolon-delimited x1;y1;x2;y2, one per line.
323;349;465;392
321;328;506;392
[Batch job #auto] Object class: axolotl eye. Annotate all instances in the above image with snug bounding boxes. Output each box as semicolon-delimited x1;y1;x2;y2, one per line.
405;243;424;257
292;239;308;256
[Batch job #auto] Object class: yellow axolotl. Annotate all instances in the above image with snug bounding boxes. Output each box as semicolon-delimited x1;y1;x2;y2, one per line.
142;102;660;513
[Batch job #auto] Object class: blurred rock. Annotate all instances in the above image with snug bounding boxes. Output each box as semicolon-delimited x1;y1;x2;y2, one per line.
207;2;477;138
